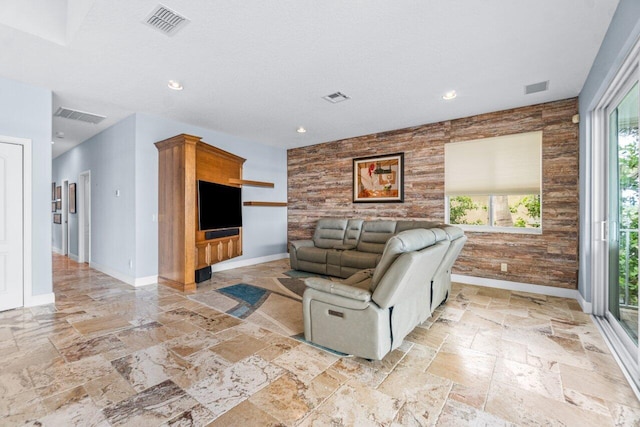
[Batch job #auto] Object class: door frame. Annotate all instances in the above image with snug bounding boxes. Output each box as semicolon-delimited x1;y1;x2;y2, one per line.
78;170;91;263
590;35;640;394
61;178;69;256
0;135;32;306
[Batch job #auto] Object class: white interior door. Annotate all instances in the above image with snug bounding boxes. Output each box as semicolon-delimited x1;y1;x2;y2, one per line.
0;142;23;311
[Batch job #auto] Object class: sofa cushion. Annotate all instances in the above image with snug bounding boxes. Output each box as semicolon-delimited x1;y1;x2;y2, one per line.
312;219;348;249
344;219;364;246
370;229;440;292
297;246;329;264
356;220;397;253
341;250;379;270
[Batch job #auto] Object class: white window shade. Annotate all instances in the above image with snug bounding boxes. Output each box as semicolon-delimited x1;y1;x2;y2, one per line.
445;131;542;196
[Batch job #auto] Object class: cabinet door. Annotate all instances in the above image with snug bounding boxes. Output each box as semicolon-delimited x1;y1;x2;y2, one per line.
195;242;210;268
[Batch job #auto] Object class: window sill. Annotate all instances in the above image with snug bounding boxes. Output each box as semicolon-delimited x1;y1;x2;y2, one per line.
456;225;542;235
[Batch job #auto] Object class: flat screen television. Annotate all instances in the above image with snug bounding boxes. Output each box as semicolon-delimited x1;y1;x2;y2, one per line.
197;180;242;230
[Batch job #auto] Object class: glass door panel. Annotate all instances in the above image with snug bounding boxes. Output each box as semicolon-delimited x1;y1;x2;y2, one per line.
609;82;639;345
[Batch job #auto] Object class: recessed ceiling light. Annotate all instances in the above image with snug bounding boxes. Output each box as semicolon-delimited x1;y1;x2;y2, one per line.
296;127;307;134
442;90;457;100
168;80;183;90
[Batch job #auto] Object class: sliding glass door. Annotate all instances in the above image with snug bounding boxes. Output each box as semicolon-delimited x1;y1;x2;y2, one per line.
608;82;639;352
591;40;640;393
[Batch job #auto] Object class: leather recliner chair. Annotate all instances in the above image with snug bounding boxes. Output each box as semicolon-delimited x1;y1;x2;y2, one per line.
302;228;450;360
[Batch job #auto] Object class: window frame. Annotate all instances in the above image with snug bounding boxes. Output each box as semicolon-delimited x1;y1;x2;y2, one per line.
445;194;543;235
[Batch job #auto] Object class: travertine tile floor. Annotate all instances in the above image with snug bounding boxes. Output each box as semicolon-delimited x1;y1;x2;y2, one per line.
1;254;639;426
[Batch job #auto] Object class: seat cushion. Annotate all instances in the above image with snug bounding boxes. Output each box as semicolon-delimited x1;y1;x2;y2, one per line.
341;250;379;270
297;246;329;264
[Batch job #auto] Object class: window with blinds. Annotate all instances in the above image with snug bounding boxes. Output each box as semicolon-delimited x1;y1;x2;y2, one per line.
444;131;542;232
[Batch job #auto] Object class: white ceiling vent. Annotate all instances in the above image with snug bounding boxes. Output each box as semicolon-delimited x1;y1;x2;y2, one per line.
144;4;189;36
54;107;106;124
322;92;350;104
525;81;549;95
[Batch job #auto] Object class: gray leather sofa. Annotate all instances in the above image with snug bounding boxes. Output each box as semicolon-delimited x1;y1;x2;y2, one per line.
302;228;458;360
289;218;465;284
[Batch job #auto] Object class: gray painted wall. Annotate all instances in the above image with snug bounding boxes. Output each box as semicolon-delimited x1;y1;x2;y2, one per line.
578;0;640;302
52;115;137;278
134;113;288;278
53;113;288;281
0;77;52;296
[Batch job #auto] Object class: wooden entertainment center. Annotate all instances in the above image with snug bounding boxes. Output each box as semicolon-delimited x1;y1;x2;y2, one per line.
155;134;246;292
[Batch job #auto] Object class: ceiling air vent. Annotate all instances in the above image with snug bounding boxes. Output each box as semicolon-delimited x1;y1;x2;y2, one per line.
525;81;549;95
322;92;350;104
54;107;106;124
144;4;189;36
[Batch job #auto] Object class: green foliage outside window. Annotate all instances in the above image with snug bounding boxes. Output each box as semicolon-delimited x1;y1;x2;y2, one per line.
617;126;638;306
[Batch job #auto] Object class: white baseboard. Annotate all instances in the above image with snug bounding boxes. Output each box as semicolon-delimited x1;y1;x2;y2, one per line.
90;254;289;288
134;275;158;287
25;292;55;307
211;253;289;273
68;253;80;262
575;291;593;314
451;274;589;312
52;246;63;255
90;261;137;287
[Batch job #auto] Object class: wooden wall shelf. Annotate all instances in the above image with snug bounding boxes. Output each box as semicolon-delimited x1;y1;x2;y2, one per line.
243;201;287;207
228;178;274;188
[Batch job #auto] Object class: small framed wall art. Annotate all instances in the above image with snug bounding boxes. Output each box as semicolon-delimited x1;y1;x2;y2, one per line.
353;152;404;203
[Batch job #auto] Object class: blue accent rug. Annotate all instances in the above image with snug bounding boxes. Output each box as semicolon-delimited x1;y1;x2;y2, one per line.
218;283;268;307
215;283;301;320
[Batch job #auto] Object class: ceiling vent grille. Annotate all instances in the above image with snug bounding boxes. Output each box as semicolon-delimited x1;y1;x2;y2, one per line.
322;92;350;104
144;4;189;36
525;81;549;95
54;107;106;124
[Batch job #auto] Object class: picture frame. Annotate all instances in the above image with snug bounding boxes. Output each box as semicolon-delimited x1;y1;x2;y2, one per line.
56;200;61;211
52;182;56;200
55;185;61;200
53;213;62;224
69;183;76;214
353;152;404;203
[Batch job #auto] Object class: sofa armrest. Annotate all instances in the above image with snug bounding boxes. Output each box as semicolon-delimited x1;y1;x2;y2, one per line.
289;240;315;251
304;277;372;302
303;287;371;310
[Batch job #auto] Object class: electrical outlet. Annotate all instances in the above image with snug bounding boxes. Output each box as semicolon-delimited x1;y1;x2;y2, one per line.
501;263;508;272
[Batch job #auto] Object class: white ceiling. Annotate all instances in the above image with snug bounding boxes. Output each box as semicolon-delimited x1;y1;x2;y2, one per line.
0;0;619;158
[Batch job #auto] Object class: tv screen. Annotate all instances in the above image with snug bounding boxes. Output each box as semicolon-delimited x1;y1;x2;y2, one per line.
198;181;242;230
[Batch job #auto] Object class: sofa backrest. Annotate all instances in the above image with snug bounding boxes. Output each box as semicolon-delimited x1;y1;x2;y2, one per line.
369;228;444;292
312;219;348;249
343;219;364;246
394;220;440;233
372;237;449;310
356;220;398;254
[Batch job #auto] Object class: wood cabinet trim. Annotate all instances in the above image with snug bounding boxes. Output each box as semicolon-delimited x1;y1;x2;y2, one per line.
243;201;287;207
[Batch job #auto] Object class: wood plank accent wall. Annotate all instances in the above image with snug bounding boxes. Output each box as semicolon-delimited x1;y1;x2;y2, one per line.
287;98;579;289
